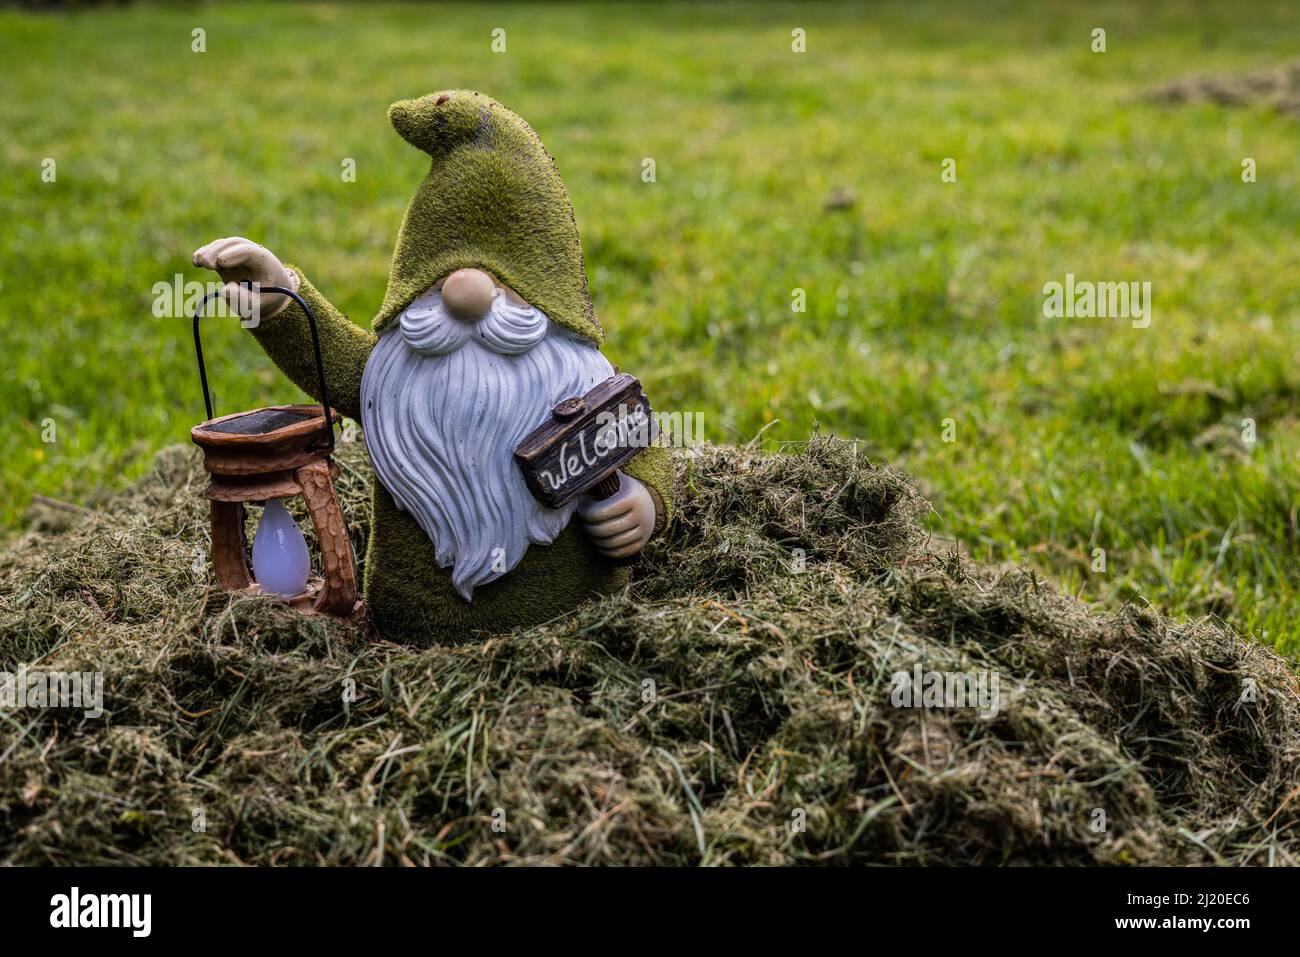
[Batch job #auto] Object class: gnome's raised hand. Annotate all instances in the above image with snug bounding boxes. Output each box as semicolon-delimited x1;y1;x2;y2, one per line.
577;473;658;560
192;237;297;322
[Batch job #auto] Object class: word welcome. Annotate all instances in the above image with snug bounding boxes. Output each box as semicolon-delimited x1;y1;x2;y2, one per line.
889;664;1000;719
538;404;652;492
1042;273;1152;328
0;666;103;718
50;887;151;937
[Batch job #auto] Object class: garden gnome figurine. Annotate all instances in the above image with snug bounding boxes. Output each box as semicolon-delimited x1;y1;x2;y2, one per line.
193;90;673;644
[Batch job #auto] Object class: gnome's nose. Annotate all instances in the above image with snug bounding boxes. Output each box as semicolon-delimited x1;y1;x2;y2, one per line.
441;268;497;321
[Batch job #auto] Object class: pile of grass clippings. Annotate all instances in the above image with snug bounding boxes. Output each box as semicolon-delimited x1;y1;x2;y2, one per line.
1;436;1297;865
1148;60;1300;117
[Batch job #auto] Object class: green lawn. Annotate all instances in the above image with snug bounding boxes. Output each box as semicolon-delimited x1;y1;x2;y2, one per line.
3;1;1299;654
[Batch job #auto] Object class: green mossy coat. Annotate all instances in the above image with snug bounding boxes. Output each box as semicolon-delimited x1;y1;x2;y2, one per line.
249;91;674;645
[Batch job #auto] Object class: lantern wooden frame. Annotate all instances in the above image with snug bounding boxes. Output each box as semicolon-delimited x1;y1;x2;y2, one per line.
190;286;366;622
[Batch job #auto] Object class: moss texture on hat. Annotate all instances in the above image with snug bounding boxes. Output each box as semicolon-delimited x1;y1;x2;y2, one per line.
374;90;603;344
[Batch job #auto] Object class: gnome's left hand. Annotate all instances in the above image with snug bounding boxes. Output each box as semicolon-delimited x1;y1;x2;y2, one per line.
578;474;657;560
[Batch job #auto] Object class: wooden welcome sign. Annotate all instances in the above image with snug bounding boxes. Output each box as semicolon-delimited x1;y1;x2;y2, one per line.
514;373;657;507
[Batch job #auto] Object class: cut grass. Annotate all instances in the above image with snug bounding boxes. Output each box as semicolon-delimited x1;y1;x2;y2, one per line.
2;438;1297;865
2;1;1300;654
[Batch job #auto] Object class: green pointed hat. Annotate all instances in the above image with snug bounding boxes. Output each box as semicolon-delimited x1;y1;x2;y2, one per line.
373;90;602;344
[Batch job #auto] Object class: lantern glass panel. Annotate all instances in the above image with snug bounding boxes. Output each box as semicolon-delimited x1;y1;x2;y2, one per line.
251;498;311;596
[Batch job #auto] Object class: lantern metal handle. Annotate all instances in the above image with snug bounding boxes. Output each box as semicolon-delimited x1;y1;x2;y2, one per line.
191;282;335;453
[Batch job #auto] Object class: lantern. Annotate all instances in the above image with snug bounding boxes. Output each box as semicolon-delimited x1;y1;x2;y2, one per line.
189;285;365;621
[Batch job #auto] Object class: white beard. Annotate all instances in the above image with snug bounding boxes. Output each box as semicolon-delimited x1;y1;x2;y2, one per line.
359;287;614;600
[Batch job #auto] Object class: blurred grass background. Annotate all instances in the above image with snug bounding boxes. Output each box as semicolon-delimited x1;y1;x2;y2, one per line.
2;1;1299;654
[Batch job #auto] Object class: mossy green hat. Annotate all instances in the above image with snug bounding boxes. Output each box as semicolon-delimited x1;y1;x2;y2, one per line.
373;90;603;344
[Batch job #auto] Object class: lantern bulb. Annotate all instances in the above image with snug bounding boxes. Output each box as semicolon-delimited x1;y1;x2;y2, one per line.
251;498;311;597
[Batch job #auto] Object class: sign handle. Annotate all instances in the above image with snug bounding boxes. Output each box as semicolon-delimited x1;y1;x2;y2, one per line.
589;474;621;501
